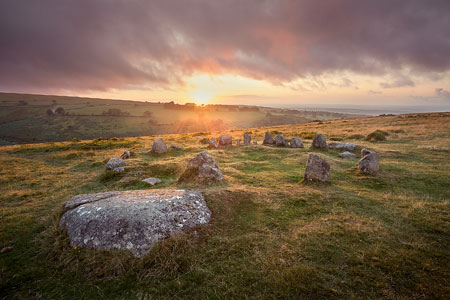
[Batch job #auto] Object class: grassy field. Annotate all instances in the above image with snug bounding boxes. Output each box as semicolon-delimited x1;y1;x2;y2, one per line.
0;112;449;299
0;92;356;145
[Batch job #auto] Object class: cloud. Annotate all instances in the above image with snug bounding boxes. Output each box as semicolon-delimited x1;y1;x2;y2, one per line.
368;90;382;95
1;0;450;93
380;76;415;88
435;88;450;99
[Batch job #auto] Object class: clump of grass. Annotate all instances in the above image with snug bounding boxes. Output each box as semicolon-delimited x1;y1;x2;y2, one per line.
99;169;124;182
390;129;406;134
348;134;365;140
192;132;209;137
365;130;388;142
329;135;344;141
199;137;210;145
300;131;316;139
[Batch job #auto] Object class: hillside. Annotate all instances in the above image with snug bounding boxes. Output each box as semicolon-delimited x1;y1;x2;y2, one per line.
1;112;449;299
0;92;359;145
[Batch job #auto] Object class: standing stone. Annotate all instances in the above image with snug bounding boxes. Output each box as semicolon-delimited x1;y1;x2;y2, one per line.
60;189;211;257
361;148;373;157
208;137;218;149
339;151;356;159
218;134;232;147
290;137;304;148
178;151;224;184
303;154;331;183
243;132;251;145
359;151;380;174
237;140;241;147
312;133;327;148
263;131;275;145
275;134;288;146
106;157;126;172
151;137;168;154
120;150;131;159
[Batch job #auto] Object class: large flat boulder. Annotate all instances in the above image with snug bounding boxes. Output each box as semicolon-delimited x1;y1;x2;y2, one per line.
60;189;211;257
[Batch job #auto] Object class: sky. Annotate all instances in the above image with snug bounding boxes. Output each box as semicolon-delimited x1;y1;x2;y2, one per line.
1;0;450;111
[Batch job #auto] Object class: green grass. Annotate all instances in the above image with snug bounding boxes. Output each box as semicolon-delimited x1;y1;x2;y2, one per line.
0;112;449;299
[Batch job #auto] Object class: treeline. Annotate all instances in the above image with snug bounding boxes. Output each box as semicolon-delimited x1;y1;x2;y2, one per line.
163;101;260;112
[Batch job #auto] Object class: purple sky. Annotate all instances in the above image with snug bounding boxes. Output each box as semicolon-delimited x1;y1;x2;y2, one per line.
1;0;449;109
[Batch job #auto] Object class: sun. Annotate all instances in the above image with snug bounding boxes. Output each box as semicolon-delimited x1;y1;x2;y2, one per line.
191;90;213;104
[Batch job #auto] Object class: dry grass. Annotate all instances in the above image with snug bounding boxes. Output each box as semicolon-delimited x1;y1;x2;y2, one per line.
1;112;449;299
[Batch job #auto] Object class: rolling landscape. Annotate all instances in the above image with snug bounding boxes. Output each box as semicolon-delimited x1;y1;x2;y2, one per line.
1;1;450;299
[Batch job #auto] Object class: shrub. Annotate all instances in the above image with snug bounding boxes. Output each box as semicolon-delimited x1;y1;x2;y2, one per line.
365;130;387;142
348;134;365;140
300;131;316;139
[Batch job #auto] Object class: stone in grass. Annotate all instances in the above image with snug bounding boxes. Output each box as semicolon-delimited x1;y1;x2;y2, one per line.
243;132;251;145
359;150;379;174
106;157;126;173
263;131;275;145
218;134;232;147
60;189;211;257
120;150;131;159
151;137;168;154
275;134;289;147
303;153;331;183
208;137;218;149
328;142;356;151
339;151;356;159
290;137;304;148
312;133;327;149
142;177;162;186
178;151;224;184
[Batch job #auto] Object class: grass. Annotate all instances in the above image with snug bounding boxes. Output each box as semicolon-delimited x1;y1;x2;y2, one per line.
0;112;449;299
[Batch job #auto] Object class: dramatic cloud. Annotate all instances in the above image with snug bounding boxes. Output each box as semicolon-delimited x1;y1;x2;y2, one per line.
435;88;450;100
1;0;450;93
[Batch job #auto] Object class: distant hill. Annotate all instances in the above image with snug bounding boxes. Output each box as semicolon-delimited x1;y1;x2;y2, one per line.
0;92;361;144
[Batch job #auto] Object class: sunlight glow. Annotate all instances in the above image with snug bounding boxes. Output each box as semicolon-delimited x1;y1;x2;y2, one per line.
191;90;213;104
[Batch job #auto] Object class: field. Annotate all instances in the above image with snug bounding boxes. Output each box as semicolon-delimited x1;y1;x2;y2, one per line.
0;92;356;145
1;112;449;299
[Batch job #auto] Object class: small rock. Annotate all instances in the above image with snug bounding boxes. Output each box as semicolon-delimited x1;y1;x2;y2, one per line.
312;134;327;148
171;145;180;150
328;142;356;151
152;137;168;154
275;134;288;146
142;177;162;185
113;167;125;173
208;137;218;148
290;137;304;148
218;134;232;147
263;131;275;145
120;150;131;159
178;151;224;184
339;151;356;159
304;154;331;183
359;151;380;174
243;132;251;145
106;157;126;170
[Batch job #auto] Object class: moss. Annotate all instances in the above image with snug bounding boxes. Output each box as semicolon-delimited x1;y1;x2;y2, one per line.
365;130;388;142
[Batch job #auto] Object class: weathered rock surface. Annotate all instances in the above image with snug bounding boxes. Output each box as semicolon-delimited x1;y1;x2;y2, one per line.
339;151;356;159
263;131;275;145
361;148;374;157
275;134;289;146
60;189;211;257
359;150;379;174
218;134;232;147
142;177;162;185
120;151;131;159
151;138;168;154
178;151;224;184
328;142;356;151
290;137;304;148
208;137;218;148
106;157;126;172
304;154;331;183
312;134;327;148
243;132;251;145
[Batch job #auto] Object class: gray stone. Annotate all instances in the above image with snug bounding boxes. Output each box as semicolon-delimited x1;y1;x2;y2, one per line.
243;132;251;145
237;140;241;146
312;134;327;148
359;151;379;174
361;148;374;157
328;142;356;151
60;189;211;257
218;134;232;147
290;137;304;148
120;151;131;159
304;154;331;183
178;151;224;184
275;134;288;146
263;131;275;145
142;177;162;185
208;137;218;149
106;157;126;170
339;151;356;159
113;167;125;173
151;138;168;154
